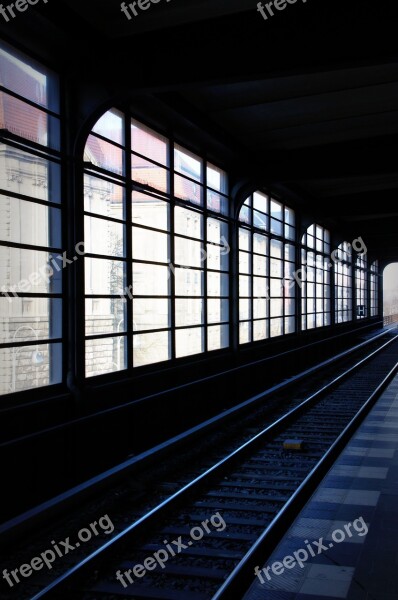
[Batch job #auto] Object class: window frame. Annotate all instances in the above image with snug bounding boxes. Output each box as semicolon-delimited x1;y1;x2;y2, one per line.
82;109;231;378
0;40;64;399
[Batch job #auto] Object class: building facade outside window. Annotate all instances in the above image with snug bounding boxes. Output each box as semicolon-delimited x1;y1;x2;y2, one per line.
301;224;331;330
83;110;230;375
0;43;382;396
238;192;296;344
0;42;62;396
335;241;353;324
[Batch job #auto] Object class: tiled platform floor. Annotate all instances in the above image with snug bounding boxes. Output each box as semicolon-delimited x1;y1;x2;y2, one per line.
242;375;398;600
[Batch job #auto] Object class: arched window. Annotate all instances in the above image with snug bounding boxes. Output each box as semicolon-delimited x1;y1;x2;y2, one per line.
335;241;353;323
0;42;62;396
301;224;331;330
355;253;368;319
238;192;296;343
83;110;230;376
370;260;379;317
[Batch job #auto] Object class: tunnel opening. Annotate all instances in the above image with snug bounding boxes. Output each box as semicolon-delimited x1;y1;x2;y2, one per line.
383;263;398;325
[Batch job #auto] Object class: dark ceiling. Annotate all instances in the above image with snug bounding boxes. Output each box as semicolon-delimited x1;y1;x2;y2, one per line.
3;0;398;263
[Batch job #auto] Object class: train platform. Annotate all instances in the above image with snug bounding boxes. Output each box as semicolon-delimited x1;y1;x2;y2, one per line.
242;373;398;600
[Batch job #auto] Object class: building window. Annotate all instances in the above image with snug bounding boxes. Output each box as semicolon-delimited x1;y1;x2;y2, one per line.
238;192;296;343
0;42;62;395
355;253;368;319
370;260;379;317
335;241;353;323
83;111;229;375
301;224;331;330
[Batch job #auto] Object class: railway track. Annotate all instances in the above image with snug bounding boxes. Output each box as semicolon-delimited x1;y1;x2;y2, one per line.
23;330;398;600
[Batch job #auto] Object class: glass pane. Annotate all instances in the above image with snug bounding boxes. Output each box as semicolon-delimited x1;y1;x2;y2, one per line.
174;145;201;181
93;109;124;145
207;218;228;246
270;239;283;258
0;195;61;247
206;243;229;271
0;44;58;110
207;164;227;193
270;219;283;236
0;91;60;149
284;207;295;226
271;298;283;317
85;175;124;221
132;155;169;193
253;319;267;341
253;277;268;298
85;258;125;295
133;298;170;331
1;143;61;202
132;227;169;263
85;216;124;257
175;267;203;296
253;192;267;213
240;299;251;320
0;247;62;294
239;204;251;224
86;336;126;377
0;298;62;343
175;237;203;268
285;298;295;316
132;192;168;231
175;206;202;239
239;321;251;344
270;258;283;278
207;190;228;215
285;225;295;241
84;135;123;175
253;210;267;231
239;228;251;251
207;272;229;297
133;330;171;366
174;174;203;205
85;299;126;337
239;275;251;297
285;261;295;280
175;299;204;327
253;254;267;277
208;324;229;351
133;263;169;296
285;244;295;262
207;299;229;324
132;120;168;166
253;233;268;255
0;342;61;395
175;327;204;358
285;316;295;334
253;298;268;319
239;251;250;274
270;279;283;297
270;318;283;337
270;199;283;220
